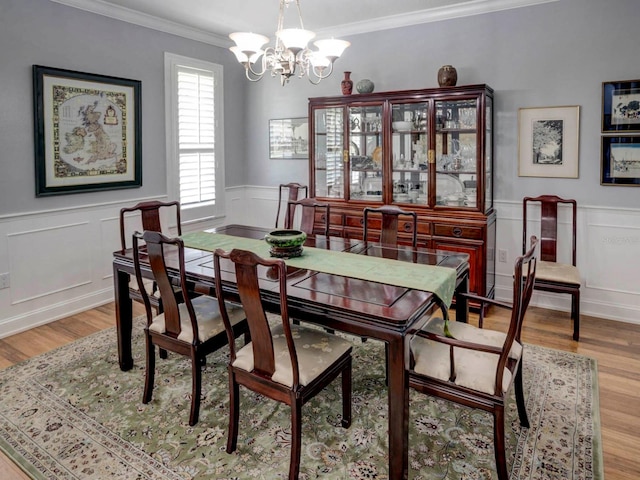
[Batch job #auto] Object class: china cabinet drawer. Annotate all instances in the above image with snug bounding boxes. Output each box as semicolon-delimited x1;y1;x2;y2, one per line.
434;223;483;240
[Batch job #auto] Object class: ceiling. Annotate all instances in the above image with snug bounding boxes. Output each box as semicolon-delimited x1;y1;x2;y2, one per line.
50;0;556;47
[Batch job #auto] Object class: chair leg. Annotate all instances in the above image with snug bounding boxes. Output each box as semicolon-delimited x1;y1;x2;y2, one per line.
226;369;240;454
189;351;202;426
514;361;529;428
159;348;168;360
142;334;155;404
572;290;580;341
493;407;509;480
341;358;352;428
289;398;302;480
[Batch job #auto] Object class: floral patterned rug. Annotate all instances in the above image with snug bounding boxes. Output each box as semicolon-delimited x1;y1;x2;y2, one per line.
0;317;602;479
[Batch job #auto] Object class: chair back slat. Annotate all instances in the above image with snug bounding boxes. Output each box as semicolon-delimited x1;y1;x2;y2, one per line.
120;200;181;252
215;248;301;386
276;183;308;229
133;230;196;340
523;195;577;265
363;205;418;248
288;198;330;236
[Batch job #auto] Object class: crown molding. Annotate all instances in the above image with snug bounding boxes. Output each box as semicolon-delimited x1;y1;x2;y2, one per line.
49;0;231;47
319;0;559;37
50;0;558;46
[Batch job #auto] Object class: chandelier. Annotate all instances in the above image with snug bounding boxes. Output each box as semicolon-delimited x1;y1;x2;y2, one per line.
229;0;350;86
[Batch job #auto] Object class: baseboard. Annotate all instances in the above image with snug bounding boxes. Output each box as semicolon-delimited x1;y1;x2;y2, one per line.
0;288;114;339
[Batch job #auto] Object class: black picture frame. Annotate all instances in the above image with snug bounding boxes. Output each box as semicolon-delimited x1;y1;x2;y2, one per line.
33;65;142;196
269;117;308;159
602;79;640;133
601;136;640;186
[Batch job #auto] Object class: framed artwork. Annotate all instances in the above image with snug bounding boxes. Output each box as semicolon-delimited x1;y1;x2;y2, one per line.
269;117;308;159
602;79;640;133
33;65;142;196
518;105;580;178
601;136;640;186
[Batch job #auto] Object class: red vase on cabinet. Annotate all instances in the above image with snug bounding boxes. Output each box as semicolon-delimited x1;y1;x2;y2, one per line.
341;71;353;95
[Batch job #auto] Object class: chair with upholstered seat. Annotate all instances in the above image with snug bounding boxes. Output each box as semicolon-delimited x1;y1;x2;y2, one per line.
408;236;538;480
523;195;581;340
213;248;352;480
276;183;308;229
119;200;183;314
132;231;248;426
287;197;330;236
363;205;418;248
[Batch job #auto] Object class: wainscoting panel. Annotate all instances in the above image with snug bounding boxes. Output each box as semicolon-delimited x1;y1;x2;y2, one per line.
7;222;92;305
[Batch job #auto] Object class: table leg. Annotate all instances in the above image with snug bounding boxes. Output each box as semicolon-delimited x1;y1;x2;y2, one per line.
387;336;409;479
455;271;470;323
113;263;133;371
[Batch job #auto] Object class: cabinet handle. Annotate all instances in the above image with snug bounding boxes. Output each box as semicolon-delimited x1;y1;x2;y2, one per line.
343;150;349;163
428;149;435;164
452;227;463;237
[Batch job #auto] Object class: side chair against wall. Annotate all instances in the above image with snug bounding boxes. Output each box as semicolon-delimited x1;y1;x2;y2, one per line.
363;205;418;248
213;248;352;480
276;182;308;229
287;198;330;236
132;231;248;426
523;195;581;340
408;236;538;480
119;200;182;314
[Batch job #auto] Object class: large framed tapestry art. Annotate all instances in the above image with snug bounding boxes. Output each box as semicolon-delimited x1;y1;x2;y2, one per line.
33;65;142;196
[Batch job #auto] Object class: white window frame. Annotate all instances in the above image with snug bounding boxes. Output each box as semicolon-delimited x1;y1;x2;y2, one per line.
164;52;225;224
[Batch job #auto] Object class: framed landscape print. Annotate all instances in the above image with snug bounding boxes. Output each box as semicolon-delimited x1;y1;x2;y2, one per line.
518;106;580;178
269;117;308;159
602;79;640;133
33;65;142;196
601;136;640;186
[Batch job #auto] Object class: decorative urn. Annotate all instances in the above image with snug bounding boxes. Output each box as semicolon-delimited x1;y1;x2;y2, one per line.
264;229;307;258
437;65;458;87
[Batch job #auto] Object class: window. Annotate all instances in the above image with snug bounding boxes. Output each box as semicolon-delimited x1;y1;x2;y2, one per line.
165;53;224;222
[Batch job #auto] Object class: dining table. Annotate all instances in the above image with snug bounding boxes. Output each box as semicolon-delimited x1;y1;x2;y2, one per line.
112;224;470;479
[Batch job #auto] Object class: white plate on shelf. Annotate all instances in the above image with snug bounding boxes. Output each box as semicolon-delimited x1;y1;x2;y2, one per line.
436;174;464;197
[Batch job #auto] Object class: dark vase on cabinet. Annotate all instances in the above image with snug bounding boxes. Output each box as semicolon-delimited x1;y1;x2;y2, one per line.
308;84;495;304
341;71;353;95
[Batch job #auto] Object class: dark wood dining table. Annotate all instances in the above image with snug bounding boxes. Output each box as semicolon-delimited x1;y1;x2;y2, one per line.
112;224;470;479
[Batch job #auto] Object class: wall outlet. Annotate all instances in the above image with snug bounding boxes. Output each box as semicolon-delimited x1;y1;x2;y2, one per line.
0;272;9;289
498;249;508;263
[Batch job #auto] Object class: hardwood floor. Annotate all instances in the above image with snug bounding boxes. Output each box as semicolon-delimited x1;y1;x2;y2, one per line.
0;302;638;479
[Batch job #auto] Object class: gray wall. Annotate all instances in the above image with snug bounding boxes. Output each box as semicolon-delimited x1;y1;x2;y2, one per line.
1;0;638;216
0;0;248;216
244;0;640;208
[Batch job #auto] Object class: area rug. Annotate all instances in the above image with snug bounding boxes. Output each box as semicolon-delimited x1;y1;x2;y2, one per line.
0;318;603;480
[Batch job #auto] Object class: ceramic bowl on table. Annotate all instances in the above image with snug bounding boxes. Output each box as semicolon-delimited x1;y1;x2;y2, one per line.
264;229;307;258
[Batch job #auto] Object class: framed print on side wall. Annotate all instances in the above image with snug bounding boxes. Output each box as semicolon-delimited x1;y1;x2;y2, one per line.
601;136;640;186
518;105;580;178
33;65;142;196
602;79;640;133
269;117;308;159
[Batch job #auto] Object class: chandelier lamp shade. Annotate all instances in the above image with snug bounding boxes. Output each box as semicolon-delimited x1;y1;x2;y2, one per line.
229;0;350;85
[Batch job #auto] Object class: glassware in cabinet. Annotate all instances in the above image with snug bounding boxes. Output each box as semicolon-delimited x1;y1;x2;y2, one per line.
313;107;345;199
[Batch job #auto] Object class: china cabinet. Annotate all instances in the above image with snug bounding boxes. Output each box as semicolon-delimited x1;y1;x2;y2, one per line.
308;84;495;300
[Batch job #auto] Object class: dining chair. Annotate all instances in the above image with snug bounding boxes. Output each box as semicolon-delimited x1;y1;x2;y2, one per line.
276;182;308;229
408;236;538;480
119;200;182;315
132;231;248;426
213;248;352;480
287;197;330;236
363;205;418;248
523;195;581;340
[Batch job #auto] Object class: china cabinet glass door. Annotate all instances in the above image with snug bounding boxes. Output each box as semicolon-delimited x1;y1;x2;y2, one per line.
348;104;383;201
434;98;479;208
485;96;493;212
390;101;429;205
313;107;345;198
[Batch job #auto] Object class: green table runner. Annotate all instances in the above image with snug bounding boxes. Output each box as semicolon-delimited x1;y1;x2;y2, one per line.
181;231;456;306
